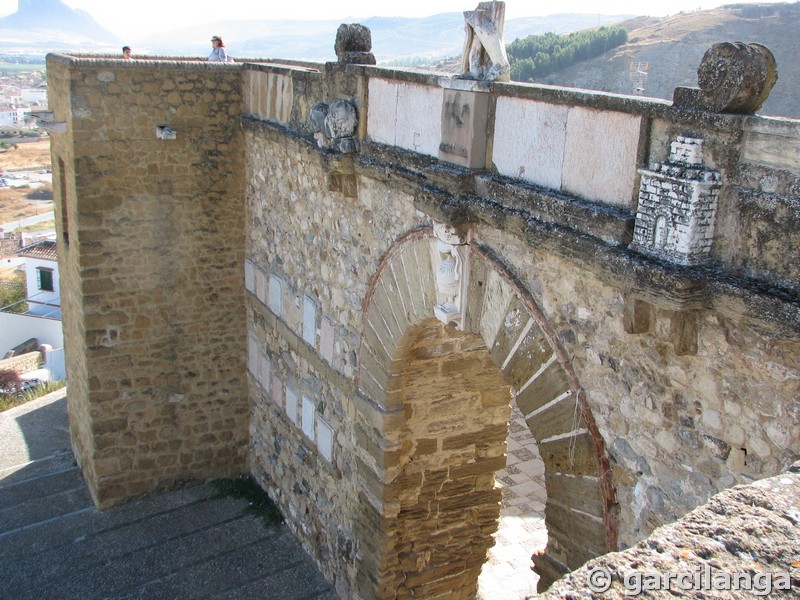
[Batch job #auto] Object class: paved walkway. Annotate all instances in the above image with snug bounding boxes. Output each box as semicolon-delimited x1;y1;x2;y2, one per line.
0;390;335;600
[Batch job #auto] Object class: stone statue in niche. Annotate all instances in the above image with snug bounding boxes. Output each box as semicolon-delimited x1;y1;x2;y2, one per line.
432;222;471;326
458;1;511;82
334;23;376;65
673;42;778;114
309;99;360;153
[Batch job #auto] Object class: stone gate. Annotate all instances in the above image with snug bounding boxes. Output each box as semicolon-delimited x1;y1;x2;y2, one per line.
45;37;799;599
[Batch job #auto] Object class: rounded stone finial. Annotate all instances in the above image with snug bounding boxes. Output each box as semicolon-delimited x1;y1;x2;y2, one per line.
696;42;778;114
335;23;376;65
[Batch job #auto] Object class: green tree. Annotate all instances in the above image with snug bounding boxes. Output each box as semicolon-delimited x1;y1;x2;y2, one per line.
0;273;27;313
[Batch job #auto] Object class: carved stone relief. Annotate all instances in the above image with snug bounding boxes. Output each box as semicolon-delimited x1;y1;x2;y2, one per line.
632;137;722;266
309;99;360;153
432;222;471;326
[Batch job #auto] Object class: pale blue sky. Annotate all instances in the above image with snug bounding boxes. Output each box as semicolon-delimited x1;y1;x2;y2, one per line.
0;0;792;38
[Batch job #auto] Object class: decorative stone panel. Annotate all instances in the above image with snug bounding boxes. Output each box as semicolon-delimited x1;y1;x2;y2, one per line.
632;136;722;265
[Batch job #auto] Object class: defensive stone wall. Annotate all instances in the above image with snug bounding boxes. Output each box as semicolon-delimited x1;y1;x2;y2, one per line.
47;55;249;507
49;50;799;598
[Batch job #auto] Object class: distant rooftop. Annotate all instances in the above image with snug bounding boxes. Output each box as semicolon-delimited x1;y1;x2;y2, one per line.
17;239;56;261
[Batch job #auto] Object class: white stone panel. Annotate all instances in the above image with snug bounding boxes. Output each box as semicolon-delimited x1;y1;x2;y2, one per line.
247;335;258;376
320;316;335;364
367;78;442;158
493;97;568;190
303;295;318;347
561;107;642;208
244;259;255;293
285;386;298;425
367;78;399;146
316;417;334;463
255;268;267;305
302;395;315;440
268;275;283;316
259;352;270;389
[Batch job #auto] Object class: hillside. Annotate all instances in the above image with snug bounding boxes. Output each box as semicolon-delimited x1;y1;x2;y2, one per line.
538;2;800;119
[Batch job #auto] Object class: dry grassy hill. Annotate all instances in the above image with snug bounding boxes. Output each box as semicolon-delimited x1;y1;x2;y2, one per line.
539;2;800;119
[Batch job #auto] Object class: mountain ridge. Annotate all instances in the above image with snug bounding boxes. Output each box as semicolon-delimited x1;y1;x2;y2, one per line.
0;0;119;47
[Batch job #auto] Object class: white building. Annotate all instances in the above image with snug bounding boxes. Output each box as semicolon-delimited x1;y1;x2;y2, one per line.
0;239;65;379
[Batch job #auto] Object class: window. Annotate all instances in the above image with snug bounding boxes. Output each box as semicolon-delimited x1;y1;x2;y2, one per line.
37;267;54;292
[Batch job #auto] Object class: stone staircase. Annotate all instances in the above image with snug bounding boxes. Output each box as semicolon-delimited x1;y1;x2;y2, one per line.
0;391;336;600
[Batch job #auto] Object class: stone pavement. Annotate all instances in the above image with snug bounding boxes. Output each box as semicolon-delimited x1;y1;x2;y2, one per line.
478;403;548;600
0;389;335;600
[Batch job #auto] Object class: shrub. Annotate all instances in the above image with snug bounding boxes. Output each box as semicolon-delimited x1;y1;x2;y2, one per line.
0;369;23;396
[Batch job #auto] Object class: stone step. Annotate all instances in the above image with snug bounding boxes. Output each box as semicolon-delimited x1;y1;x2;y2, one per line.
0;463;85;507
0;450;76;484
9;508;286;599
0;493;265;591
116;530;331;600
0;481;220;561
0;478;93;533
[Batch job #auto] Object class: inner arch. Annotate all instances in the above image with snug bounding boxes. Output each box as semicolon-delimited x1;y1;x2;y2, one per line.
356;229;617;596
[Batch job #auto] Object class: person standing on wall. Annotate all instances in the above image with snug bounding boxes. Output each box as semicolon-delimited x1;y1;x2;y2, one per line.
208;36;228;62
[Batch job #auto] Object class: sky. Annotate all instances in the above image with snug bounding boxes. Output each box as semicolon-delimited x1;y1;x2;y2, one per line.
0;0;793;39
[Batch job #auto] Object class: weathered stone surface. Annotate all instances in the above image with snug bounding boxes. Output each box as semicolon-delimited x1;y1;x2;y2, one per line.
335;24;376;65
367;78;443;158
541;469;800;598
674;42;778;114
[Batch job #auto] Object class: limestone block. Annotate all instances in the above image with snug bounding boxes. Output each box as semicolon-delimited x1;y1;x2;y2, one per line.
478;270;514;349
262;73;293;124
335;23;376;65
493;97;568;190
301;395;315;440
316;416;334;462
285;386;298;425
367;79;443;158
741;118;800;174
303;295;318;347
438;87;489;169
562;106;642;209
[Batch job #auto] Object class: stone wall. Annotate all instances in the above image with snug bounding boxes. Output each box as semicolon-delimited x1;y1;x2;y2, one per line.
46;55;249;507
541;465;800;599
0;351;41;376
52;53;800;597
241;63;799;595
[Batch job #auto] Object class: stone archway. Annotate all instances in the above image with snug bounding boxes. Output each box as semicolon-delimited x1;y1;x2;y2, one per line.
353;226;617;599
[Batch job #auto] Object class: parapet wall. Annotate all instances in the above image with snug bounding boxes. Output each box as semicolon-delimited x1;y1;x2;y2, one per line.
50;52;800;598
